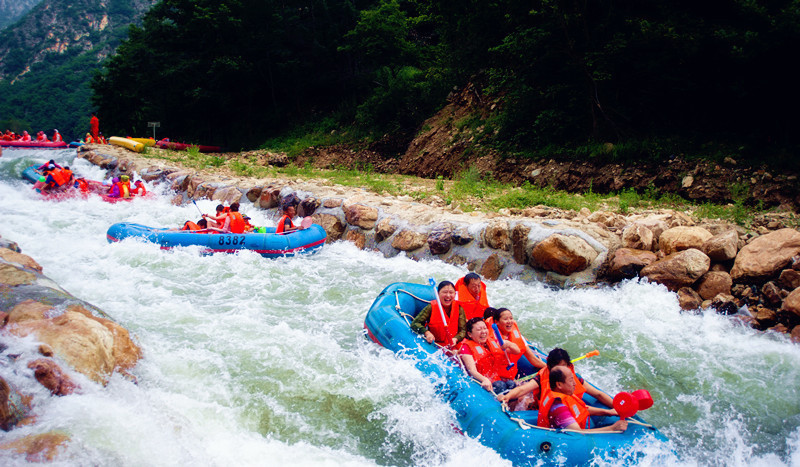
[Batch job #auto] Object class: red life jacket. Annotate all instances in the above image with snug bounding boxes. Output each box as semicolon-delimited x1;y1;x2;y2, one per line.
536;365;586;407
228;212;246;233
21;134;31;141
455;277;489;320
133;184;146;196
276;214;294;234
488;321;528;380
427;300;461;346
182;221;202;231
76;179;89;193
53;132;62;142
538;390;590;429
62;169;73;183
460;338;505;382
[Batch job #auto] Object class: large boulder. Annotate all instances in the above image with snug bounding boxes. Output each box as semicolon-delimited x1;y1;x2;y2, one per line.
297;197;320;217
0;432;70;462
659;226;713;255
311;214;345;243
621;224;654;251
484;221;510;251
602;248;658;282
5;302;142;384
511;224;531;264
258;187;281;209
345;229;366;249
781;287;800;319
427;225;453;256
480;253;505;281
695;271;733;300
529;234;598;276
345;204;379;230
27;359;78;396
211;186;243;205
702;229;739;261
375;218;397;242
730;228;800;283
778;269;800;290
677;287;702;311
392;230;427;251
640;248;711;291
0;249;40;272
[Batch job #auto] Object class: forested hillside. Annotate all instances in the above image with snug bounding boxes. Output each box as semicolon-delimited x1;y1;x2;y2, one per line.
92;0;800;165
0;0;40;30
0;0;155;139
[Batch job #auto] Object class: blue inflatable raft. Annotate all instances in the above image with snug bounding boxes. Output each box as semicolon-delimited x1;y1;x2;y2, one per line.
106;222;327;258
364;282;670;466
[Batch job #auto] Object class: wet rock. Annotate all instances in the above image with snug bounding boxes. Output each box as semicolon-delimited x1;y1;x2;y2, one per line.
139;167;169;182
323;198;343;208
27;359;77;396
345;204;379;230
530;234;598;276
621;224;654;251
170;194;184;206
511;224;531;264
754;306;778;329
731;228;800;283
768;323;789;334
480;253;505;281
0;431;70;462
0;249;42;273
702;230;739;262
345;229;366;249
633;217;669;244
258;187;281;209
245;186;263;203
0;237;20;253
444;254;467;266
710;293;738;315
791;325;800;343
587;211;617;227
392;230;427;251
5;302;142;384
484;221;510;251
640;249;710;291
781;287;800;319
170;174;190;192
677;287;702;311
761;282;783;307
312;214;345;243
659;226;713;255
696;271;733;301
297;197;320;217
211;186;243;205
186;176;205;198
601;248;658;282
375;218;397;242
0;263;36;287
777;269;800;290
427;226;453;255
193;183;216;200
452;228;474;246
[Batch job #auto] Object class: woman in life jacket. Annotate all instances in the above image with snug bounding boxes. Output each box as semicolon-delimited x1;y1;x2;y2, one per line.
487;307;546;381
539;366;627;433
454;272;490;320
459;317;521;394
203;204;228;229
52;129;62;142
223;202;246;234
132;180;146;196
410;281;467;348
181;218;208;231
276;204;299;234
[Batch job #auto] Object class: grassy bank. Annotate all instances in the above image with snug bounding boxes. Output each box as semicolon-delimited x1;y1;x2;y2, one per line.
138;146;796;228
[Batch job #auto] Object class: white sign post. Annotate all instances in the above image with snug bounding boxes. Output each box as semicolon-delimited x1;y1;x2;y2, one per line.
147;121;160;140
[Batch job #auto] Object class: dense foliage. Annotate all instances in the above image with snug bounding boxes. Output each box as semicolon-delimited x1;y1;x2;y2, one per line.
92;0;799;160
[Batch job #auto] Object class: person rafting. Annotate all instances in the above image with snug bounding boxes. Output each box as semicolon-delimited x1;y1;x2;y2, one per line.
20;131;31;141
83;132;94;144
52;129;62;142
132;180;146;196
222;202;246;234
410;280;466;347
455;272;490;320
497;348;616;413
460;317;520;394
203;204;228;229
276;203;299;234
486;307;545;380
180;218;208;231
36;160;62;171
541;366;628;433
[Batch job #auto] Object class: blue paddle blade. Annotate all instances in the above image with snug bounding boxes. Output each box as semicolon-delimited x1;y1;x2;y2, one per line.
492;323;504;345
428;278;436;287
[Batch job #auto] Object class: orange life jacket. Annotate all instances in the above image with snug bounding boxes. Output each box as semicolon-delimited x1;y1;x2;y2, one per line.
488;321;528;380
228;212;246;233
460;338;504;382
427;300;461;346
536;365;586;407
182;221;202;231
538;390;590;429
133;184;146;196
76;179;89;193
454;277;489;320
62;169;73;183
276;214;294;234
49;168;68;186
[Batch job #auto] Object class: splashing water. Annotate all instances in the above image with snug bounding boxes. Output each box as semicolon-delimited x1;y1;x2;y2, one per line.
1;149;798;466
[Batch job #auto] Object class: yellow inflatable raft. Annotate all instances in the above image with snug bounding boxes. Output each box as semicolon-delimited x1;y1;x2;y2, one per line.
109;136;145;153
129;138;157;147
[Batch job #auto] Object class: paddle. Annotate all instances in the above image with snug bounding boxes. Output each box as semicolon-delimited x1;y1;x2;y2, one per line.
300;217;313;229
613;392;639;420
191;199;204;216
491;323;515;371
428;278;454;348
570;349;599;363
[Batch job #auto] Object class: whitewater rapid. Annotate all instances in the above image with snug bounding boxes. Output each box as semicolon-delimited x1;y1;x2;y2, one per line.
0;149;799;466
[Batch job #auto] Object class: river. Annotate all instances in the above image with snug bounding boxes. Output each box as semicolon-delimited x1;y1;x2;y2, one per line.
0;148;799;466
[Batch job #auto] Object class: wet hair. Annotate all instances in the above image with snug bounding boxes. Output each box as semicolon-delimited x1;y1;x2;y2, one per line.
63;166;69;170
197;218;208;228
465;317;485;335
483;306;497;320
230;202;240;212
464;272;482;286
215;204;225;213
437;280;455;292
492;307;512;322
549;366;570;388
546;348;571;369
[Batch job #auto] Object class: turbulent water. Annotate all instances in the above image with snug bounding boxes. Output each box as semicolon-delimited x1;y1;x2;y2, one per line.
0;149;799;466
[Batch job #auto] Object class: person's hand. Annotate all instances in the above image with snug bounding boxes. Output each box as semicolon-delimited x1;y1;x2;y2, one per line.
611;420;628;432
451;337;459;346
424;331;434;344
496;393;510;403
480;379;493;392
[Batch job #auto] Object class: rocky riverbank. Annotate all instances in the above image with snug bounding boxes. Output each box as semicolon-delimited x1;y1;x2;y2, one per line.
76;144;800;344
0;236;142;461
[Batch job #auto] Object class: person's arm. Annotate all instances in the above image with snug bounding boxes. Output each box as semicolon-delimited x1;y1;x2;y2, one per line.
563;419;627;433
584;384;615;409
283;217;299;232
587;405;617;417
524;347;546;369
501;340;521;355
410;304;434;343
453;306;467;344
497;378;539;403
460;352;493;392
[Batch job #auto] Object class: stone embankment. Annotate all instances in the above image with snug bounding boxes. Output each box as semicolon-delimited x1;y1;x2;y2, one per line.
0;236;142;461
78;145;800;344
